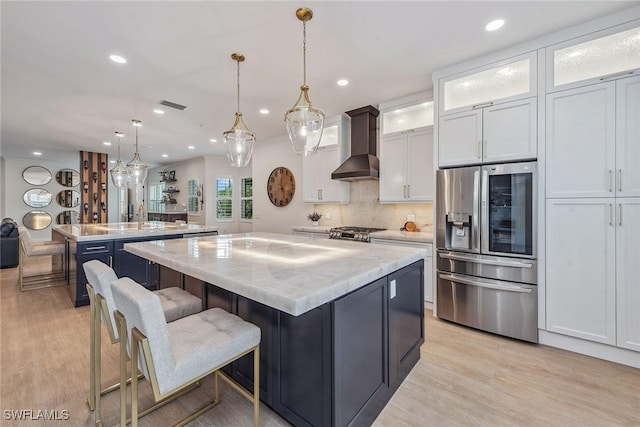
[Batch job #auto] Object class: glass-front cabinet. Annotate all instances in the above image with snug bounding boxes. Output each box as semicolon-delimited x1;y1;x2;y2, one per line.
547;22;640;93
439;51;537;115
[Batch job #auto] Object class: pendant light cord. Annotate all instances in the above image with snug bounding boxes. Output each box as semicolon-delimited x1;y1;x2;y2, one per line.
236;57;241;114
302;20;307;86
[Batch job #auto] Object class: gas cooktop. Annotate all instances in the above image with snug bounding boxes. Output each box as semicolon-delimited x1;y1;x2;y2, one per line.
328;226;386;242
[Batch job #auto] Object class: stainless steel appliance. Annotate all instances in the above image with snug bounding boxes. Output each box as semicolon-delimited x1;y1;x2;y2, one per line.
329;226;386;243
436;161;538;342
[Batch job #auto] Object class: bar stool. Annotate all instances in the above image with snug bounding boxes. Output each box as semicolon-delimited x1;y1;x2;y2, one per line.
83;260;202;426
111;277;261;427
17;226;65;291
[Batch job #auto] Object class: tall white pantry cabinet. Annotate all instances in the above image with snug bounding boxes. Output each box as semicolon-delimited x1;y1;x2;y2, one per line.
545;68;640;350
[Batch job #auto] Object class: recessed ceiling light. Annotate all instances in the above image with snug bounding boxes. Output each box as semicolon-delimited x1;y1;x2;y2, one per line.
110;160;116;164
115;132;124;138
210;138;217;143
485;19;505;32
132;121;142;127
33;151;42;156
103;141;112;146
188;145;195;150
153;109;165;115
161;154;168;158
109;54;127;64
337;79;349;86
259;109;270;115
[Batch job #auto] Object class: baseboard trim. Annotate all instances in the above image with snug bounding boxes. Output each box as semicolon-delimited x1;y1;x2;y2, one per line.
539;330;640;368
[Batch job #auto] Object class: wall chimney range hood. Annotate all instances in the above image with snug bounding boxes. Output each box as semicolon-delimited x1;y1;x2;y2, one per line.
332;105;380;181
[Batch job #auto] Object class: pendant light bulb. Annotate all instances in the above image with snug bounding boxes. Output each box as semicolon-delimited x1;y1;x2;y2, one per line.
110;131;129;188
285;7;325;156
223;53;255;168
126;119;148;186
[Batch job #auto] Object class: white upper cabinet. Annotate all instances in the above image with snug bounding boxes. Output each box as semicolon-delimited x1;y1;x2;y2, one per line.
546;75;640;199
302;114;350;204
438;97;536;167
546;82;616;198
439;51;536;115
616;75;640;197
437;52;537;167
547;23;640;93
379;92;434;203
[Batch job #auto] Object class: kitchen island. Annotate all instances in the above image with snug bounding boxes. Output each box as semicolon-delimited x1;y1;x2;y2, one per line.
53;221;218;306
124;232;426;427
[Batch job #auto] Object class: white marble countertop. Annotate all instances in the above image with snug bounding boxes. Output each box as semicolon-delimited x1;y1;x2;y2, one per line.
124;232;426;316
370;229;433;244
53;222;218;242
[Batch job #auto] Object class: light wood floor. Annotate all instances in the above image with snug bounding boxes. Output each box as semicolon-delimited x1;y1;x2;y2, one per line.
1;262;638;426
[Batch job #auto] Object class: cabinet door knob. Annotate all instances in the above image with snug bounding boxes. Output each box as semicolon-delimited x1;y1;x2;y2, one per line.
477;141;482;159
618;203;622;226
618;169;622;193
609;170;613;192
609;203;613;226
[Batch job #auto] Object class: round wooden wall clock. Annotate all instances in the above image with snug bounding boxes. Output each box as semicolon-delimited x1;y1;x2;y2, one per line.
267;167;295;207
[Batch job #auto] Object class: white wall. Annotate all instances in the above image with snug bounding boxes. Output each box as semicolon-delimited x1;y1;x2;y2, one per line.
1;155;80;240
251;135;306;234
0;156;6;219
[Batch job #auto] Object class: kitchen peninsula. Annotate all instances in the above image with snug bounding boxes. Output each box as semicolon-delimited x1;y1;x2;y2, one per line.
53;221;218;306
124;232;427;427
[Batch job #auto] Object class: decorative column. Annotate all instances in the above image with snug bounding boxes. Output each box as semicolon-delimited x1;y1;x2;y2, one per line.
80;151;109;223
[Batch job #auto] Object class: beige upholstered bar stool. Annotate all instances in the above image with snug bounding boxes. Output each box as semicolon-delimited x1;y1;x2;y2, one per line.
111;277;261;427
83;260;202;426
17;226;66;291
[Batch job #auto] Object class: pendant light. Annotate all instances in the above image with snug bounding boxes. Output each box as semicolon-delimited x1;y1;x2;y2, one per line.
109;131;128;187
285;7;324;156
223;53;255;168
126;119;148;186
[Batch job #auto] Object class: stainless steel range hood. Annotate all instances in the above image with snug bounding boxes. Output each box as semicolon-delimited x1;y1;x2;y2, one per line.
331;105;380;181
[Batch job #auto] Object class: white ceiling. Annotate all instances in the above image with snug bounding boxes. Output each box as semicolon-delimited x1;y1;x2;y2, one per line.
1;1;636;167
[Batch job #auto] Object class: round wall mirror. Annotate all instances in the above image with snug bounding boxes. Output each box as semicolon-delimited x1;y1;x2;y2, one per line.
23;188;52;208
56;190;80;208
22;166;52;185
22;211;52;230
56;169;80;187
56;210;80;224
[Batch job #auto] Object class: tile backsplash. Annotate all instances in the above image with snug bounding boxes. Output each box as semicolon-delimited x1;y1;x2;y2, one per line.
312;180;433;231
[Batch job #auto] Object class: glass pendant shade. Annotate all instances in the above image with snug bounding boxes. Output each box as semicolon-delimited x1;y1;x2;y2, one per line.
285;8;324;156
285;86;324;156
126;120;148;186
223;53;255;168
224;113;255;167
110;132;129;187
110;160;129;188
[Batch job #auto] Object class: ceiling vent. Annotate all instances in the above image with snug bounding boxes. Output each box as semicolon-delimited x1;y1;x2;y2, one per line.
160;100;187;111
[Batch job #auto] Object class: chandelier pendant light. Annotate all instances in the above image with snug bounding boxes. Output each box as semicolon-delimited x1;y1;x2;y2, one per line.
285;7;325;156
223;53;255;168
126;119;148;186
109;131;129;187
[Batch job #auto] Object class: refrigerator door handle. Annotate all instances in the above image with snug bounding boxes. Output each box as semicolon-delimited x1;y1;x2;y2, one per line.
439;252;533;268
480;168;489;253
471;170;481;252
440;273;533;293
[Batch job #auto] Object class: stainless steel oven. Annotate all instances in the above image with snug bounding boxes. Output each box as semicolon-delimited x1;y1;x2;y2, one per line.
436;161;538;342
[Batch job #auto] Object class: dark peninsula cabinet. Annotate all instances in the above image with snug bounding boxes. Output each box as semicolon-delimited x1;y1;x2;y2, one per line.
69;234;184;307
203;259;424;427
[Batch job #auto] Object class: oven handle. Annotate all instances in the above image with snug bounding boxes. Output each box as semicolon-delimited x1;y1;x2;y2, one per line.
439;252;533;268
440;273;533;293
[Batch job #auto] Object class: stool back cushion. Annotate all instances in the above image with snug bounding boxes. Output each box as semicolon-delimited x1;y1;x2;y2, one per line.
83;260;120;340
17;226;33;254
111;277;175;383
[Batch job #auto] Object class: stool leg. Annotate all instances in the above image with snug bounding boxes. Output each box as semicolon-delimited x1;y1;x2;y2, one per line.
253;346;260;427
88;292;96;411
131;333;139;427
94;299;103;426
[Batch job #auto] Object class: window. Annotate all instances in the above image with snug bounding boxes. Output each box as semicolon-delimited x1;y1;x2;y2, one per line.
148;182;164;213
240;177;253;220
187;179;200;215
216;177;233;220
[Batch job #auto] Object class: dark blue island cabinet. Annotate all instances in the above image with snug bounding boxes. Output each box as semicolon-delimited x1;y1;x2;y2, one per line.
69;234;185;307
203;259;424;427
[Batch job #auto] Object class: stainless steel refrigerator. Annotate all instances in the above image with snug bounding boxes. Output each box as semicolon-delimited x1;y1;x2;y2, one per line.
435;161;538;342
